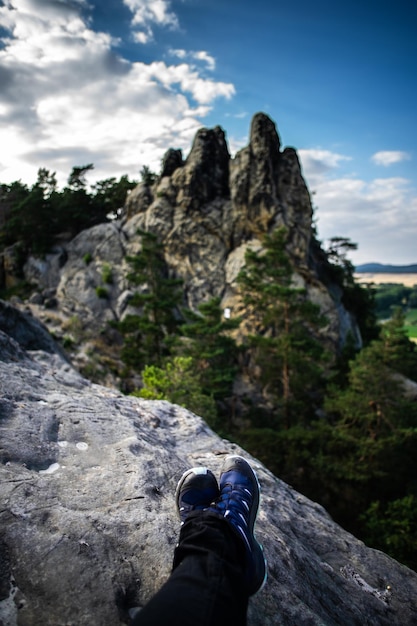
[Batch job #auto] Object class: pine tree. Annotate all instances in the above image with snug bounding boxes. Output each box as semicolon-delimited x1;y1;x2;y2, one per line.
91;175;137;219
237;227;328;427
323;312;417;551
323;236;378;345
362;495;417;570
377;307;417;381
325;310;417;436
114;230;183;371
58;164;95;234
1;168;57;253
179;297;241;401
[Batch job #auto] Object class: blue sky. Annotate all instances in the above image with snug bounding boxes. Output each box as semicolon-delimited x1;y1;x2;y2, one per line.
0;0;416;265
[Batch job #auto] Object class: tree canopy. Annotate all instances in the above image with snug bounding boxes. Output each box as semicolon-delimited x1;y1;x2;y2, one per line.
237;227;328;427
112;230;183;371
0;166;137;256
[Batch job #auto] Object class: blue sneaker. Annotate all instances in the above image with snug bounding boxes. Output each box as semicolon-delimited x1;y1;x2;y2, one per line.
215;455;267;595
175;467;219;524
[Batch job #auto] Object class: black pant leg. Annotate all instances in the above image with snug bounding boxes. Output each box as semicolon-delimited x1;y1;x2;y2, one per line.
132;512;248;626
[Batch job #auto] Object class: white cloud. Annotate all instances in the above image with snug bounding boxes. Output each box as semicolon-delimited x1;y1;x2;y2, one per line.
133;29;151;44
299;148;352;174
193;51;216;71
146;62;234;104
0;0;235;186
123;0;179;43
169;49;216;71
298;149;417;263
371;150;411;166
298;149;352;188
310;174;417;264
169;48;187;59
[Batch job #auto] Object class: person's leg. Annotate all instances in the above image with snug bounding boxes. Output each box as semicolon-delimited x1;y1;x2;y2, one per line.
132;511;248;626
131;458;266;626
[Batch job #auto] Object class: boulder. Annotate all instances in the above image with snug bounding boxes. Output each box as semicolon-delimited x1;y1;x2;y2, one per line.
55;221;129;327
123;184;153;221
0;306;416;626
23;247;68;291
0;299;68;360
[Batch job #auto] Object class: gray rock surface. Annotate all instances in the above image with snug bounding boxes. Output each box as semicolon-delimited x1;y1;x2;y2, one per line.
0;300;69;360
1;306;417;626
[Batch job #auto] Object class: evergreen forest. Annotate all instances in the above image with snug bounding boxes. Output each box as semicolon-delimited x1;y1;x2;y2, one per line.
1;167;417;572
372;283;417;341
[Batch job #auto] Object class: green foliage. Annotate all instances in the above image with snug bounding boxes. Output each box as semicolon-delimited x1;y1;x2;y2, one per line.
235;421;371;520
62;335;75;350
320;236;378;345
372;283;417;342
404;308;417;339
57;166;97;235
237;227;328;426
0;180;30;250
113;230;183;371
3;180;53;254
0;279;34;301
325;316;417;437
101;263;113;285
233;308;417;569
179;297;241;401
83;252;93;265
136;356;218;427
237;411;417;553
325;236;357;286
95;286;108;299
362;496;417;570
0;166;137;255
321;312;417;555
67;164;94;190
140;165;157;187
36;167;57;197
343;282;379;345
0;180;29;214
91;175;137;218
376;308;417;381
373;283;417;319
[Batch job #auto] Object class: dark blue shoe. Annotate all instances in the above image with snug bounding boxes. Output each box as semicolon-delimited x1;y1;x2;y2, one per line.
215;455;267;595
175;467;219;524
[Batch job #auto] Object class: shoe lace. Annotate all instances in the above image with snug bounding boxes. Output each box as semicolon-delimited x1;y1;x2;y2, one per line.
216;483;253;551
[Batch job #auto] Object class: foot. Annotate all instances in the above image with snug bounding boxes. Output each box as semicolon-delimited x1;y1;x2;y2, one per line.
175;467;219;524
215;455;267;595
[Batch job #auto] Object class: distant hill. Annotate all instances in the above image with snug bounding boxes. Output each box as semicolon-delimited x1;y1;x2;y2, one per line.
355;263;417;273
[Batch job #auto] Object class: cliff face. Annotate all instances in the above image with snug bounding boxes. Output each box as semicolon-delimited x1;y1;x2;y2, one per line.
1;302;417;626
123;113;314;312
19;113;357;365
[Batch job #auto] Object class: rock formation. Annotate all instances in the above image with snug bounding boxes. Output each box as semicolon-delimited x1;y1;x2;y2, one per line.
1;302;417;626
6;112;360;393
120;112;316;312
